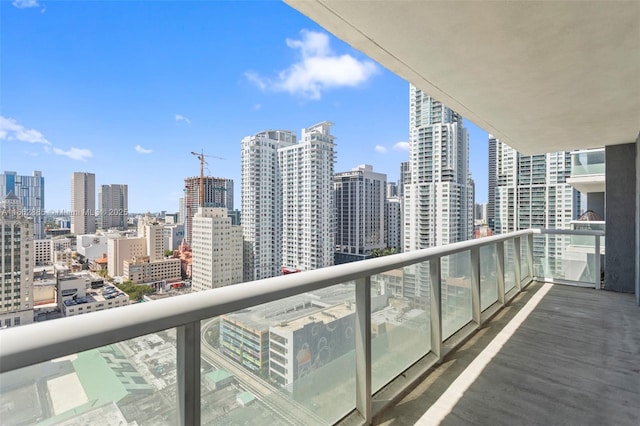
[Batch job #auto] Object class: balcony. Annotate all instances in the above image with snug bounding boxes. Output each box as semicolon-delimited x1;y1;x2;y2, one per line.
566;149;606;194
2;228;634;425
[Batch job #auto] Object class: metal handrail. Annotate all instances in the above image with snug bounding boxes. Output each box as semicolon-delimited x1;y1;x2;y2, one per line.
0;229;533;373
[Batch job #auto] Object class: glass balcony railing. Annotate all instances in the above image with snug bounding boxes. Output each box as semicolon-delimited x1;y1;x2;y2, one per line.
570;149;605;177
0;228;604;425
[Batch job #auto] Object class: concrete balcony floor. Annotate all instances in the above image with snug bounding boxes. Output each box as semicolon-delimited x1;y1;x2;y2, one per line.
375;282;640;425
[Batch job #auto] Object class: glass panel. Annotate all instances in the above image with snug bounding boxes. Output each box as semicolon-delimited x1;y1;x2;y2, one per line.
504;240;517;292
533;234;598;284
201;283;355;425
371;263;431;393
480;245;498;311
520;237;530;282
441;251;472;340
571;149;605;176
0;331;178;425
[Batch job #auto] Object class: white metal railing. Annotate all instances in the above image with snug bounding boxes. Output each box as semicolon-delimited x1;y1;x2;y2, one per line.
0;228;604;425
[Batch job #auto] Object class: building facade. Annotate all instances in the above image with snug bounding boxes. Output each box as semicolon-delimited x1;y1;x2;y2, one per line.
334;164;386;258
98;184;128;230
404;85;473;252
488;137;581;276
241;130;297;281
184;177;233;244
280;122;336;271
34;239;53;266
107;237;146;278
385;197;402;252
0;171;45;239
70;172;96;235
122;256;181;284
0;193;34;328
191;207;243;291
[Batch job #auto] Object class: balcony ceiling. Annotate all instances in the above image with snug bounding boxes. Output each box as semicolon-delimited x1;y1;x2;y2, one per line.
285;1;640;155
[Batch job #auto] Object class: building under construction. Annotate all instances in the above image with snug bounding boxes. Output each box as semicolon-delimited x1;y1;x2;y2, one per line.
184;176;233;244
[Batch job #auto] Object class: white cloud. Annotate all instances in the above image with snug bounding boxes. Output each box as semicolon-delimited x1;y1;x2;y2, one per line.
245;29;378;100
0;116;50;145
135;144;153;154
53;147;93;161
393;141;410;151
175;114;191;124
253;103;262;111
12;0;39;8
374;145;387;153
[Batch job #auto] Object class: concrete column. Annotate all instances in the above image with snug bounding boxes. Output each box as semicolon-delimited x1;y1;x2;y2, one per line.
636;133;640;305
604;143;637;294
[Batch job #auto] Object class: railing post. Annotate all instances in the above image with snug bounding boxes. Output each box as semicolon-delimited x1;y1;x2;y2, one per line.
355;276;372;423
594;235;601;290
527;233;534;281
430;257;442;359
177;321;201;426
514;237;522;292
471;247;482;327
497;241;506;305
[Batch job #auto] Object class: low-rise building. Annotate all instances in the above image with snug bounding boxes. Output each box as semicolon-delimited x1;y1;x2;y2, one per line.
62;284;129;317
34;239;53;266
122;256;181;284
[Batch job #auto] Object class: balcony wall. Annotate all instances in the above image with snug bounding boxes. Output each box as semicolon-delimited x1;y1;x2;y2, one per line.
605;143;637;294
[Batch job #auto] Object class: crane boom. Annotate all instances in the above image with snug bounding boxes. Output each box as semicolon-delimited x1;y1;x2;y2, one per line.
190;150;225;209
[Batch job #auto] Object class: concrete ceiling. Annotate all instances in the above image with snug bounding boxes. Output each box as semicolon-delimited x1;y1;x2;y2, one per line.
285;1;640;155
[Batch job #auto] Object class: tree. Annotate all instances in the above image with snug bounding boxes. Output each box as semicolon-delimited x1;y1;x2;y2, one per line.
164;249;174;257
370;247;398;258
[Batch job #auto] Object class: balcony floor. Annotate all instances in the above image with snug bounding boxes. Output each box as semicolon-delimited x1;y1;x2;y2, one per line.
375;281;640;425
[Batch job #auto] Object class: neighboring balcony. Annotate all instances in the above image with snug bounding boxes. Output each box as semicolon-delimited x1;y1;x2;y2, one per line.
1;228;638;426
566;148;606;194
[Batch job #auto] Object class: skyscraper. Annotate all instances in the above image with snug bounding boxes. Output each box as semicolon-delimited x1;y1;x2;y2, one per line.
184;176;233;244
0;171;45;239
241;122;336;278
487;136;581;274
191;207;243;291
404;84;473;252
280;121;336;271
241;130;297;281
0;193;34;327
98;184;128;230
334;164;386;262
488;136;580;234
70;172;96;235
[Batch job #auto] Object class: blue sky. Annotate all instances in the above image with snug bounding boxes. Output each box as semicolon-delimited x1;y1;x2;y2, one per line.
1;0;489;213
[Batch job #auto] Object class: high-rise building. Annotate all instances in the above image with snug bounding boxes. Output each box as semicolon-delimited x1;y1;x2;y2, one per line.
404;85;473;252
334;164;386;262
0;193;34;328
487;136;581;274
241;122;336;279
137;214;164;262
386;182;398;199
280;121;336;271
70;172;96;235
0;171;45;239
191;207;243;291
184;177;233;244
488;136;498;231
398;161;410;198
98;184;128;230
385;197;402;251
241;130;297;281
488;136;580;234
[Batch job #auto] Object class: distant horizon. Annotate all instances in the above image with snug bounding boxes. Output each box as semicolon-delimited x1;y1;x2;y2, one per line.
1;1;489;212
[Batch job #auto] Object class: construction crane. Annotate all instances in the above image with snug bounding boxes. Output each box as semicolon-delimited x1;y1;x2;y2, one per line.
190;150;225;208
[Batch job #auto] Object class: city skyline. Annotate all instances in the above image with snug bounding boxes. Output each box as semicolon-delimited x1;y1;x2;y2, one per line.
1;1;490;213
